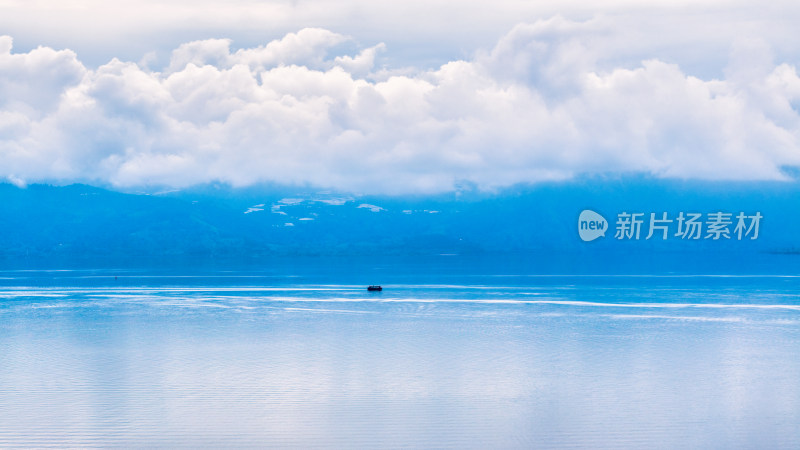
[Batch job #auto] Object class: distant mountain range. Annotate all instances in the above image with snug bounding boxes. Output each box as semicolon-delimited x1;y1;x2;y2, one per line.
1;178;799;262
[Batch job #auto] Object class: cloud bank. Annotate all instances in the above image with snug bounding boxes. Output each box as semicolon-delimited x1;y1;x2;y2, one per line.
2;19;800;194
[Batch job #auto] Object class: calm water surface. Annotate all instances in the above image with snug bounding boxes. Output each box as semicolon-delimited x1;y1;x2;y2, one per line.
1;262;799;448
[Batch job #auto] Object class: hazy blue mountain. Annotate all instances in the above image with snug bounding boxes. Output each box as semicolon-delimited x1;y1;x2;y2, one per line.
0;178;798;264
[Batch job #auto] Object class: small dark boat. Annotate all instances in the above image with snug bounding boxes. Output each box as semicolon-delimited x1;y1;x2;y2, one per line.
367;285;382;291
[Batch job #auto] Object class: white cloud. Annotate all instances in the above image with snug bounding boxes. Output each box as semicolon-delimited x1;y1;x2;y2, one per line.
6;0;800;74
0;36;85;115
334;43;386;77
165;28;349;74
2;21;800;194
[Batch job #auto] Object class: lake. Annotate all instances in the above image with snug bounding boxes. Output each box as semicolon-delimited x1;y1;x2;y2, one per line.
1;255;799;448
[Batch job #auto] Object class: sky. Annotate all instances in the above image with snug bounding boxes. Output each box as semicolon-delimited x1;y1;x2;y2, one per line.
2;0;800;194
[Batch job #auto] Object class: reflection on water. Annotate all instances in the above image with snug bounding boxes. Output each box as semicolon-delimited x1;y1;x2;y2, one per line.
0;269;799;448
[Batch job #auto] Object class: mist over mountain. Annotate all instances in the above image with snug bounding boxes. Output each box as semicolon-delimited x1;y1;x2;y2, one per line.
0;178;798;268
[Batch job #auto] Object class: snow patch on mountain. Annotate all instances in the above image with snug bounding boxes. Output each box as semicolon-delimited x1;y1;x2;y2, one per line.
358;203;385;212
244;204;265;214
